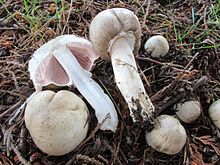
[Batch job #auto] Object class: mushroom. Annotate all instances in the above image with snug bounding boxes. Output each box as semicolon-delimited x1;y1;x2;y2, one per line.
145;115;187;155
89;8;155;124
29;35;98;92
174;100;201;123
209;99;220;129
28;35;118;132
25;90;89;156
144;35;169;58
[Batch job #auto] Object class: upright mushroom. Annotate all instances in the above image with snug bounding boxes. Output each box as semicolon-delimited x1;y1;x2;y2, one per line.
25;90;89;156
28;35;118;132
89;8;155;124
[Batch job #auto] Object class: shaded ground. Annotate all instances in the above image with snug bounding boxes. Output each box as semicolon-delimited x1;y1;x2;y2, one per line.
0;0;220;164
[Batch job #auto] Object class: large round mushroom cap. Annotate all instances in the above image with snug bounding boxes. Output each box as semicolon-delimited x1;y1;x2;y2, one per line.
209;99;220;129
25;90;89;156
89;8;141;60
145;115;186;155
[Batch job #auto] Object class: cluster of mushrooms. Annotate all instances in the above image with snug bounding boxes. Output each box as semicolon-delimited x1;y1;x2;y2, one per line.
24;8;220;156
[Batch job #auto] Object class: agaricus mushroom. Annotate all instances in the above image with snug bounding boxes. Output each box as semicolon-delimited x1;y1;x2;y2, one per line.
145;115;187;155
144;35;169;58
25;90;89;156
209;99;220;129
89;8;155;124
174;100;201;123
29;35;98;92
28;35;118;132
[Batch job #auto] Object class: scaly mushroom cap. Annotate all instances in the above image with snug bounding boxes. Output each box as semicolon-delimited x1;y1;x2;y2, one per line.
144;35;169;58
29;35;98;91
89;8;141;60
175;100;201;123
145;115;186;155
25;90;89;156
209;99;220;129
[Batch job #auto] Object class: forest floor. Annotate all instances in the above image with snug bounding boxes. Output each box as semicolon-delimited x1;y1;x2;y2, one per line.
0;0;220;164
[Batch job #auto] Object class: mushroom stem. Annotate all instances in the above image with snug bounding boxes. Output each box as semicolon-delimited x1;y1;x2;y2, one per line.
53;46;118;132
110;36;154;123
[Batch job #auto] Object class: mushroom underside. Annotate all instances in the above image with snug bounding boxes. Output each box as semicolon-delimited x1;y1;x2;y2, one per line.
34;43;97;87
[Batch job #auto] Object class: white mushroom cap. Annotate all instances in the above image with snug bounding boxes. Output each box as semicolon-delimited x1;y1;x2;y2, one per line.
145;115;186;155
25;90;89;156
209;99;220;129
89;8;141;60
144;35;169;58
175;100;201;123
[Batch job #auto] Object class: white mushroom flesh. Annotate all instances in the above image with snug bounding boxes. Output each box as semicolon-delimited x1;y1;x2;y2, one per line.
144;35;169;58
175;100;201;123
209;99;220;129
25;90;89;156
145;115;187;155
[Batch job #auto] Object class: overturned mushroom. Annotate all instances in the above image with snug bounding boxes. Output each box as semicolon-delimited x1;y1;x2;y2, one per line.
174;100;201;123
28;35;118;132
89;8;154;124
144;35;169;58
209;99;220;129
145;115;187;155
25;90;89;156
29;35;98;92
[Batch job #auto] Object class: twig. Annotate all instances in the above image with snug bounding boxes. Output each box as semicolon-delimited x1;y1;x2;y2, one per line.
18;125;29;156
39;0;55;5
103;141;123;165
156;76;208;115
6;92;37;125
150;83;173;102
138;64;152;94
112;122;124;164
183;52;200;73
0;27;23;30
9;70;19;91
77;114;111;150
192;76;208;90
8;103;25;125
66;114;111;165
61;0;73;35
136;56;189;73
119;148;129;164
97;155;109;164
1;90;26;99
3;124;15;156
0;100;21;118
11;143;31;165
76;154;104;165
142;0;151;28
0;153;14;164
